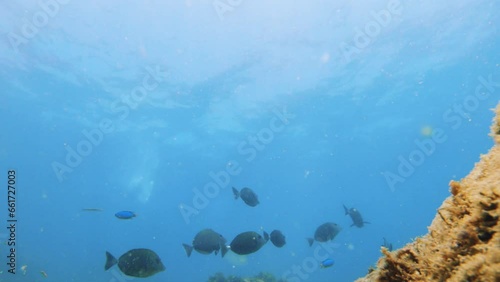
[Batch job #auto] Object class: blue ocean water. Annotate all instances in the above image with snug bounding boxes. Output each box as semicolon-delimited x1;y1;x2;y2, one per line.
0;1;499;281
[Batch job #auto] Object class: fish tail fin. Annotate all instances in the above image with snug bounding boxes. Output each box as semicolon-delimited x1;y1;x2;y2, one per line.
364;221;371;225
104;251;117;270
343;205;349;215
220;244;229;258
182;244;193;257
232;187;240;199
263;231;269;242
307;238;314;247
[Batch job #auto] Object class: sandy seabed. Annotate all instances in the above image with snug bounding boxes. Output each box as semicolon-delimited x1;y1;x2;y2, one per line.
356;103;500;282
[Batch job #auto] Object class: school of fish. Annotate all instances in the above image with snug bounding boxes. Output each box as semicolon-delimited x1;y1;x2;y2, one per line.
98;187;394;278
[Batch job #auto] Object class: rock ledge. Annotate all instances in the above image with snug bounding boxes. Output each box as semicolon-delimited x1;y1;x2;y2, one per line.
356;103;500;282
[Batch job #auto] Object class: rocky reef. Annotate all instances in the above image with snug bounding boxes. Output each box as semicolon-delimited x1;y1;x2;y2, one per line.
207;271;286;282
356;103;500;282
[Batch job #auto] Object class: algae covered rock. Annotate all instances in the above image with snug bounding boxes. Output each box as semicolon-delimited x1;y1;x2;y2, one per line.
207;271;286;282
355;103;500;281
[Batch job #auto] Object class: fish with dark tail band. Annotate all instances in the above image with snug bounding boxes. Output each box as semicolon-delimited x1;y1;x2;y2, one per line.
343;205;369;228
307;222;341;246
232;187;259;207
105;249;165;278
183;229;228;258
270;230;286;248
229;231;269;255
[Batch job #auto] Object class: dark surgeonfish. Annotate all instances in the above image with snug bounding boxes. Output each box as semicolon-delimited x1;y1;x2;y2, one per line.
105;249;165;278
229;231;269;255
183;229;228;258
343;205;369;228
115;211;136;219
382;237;393;251
307;222;341;246
270;230;286;248
232;187;259;207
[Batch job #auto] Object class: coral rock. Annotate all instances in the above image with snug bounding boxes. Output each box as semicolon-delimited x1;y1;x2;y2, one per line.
356;103;500;282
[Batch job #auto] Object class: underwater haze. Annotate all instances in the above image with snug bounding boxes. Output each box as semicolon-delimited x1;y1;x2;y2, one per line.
1;0;499;281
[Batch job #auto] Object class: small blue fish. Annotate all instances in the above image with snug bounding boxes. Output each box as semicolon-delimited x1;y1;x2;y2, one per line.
115;211;136;219
320;258;334;268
